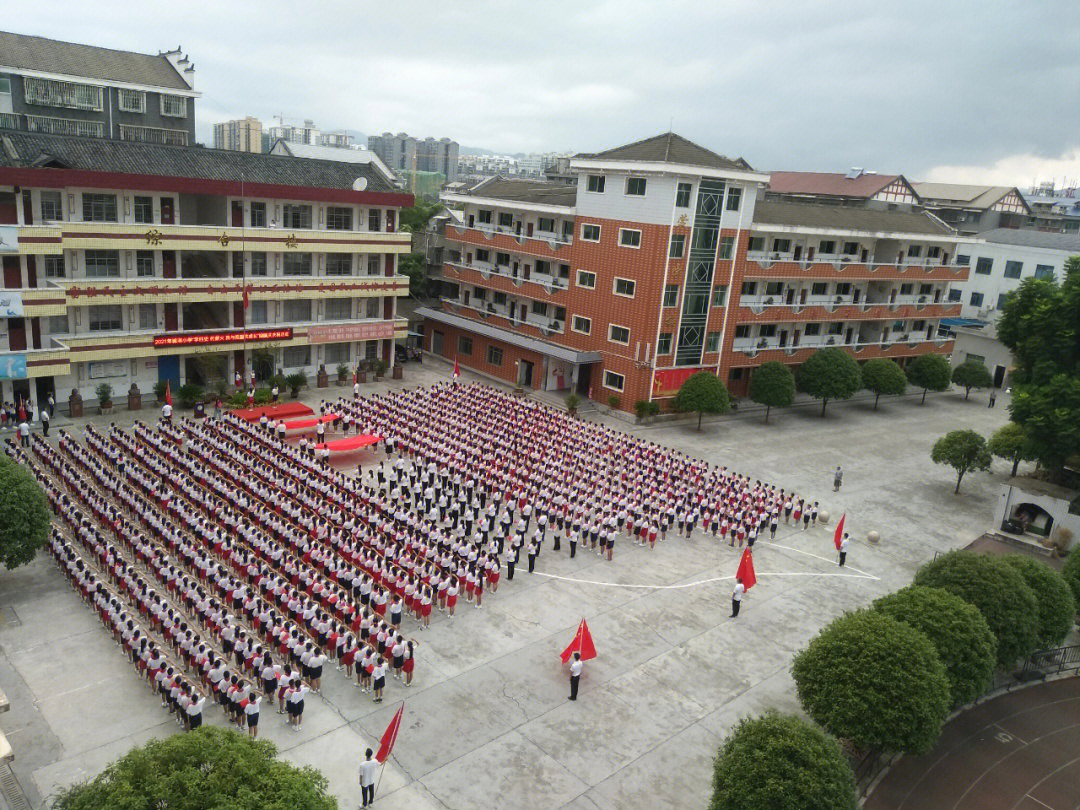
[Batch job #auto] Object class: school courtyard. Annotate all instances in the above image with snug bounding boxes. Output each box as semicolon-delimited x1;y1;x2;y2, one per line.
0;361;1021;810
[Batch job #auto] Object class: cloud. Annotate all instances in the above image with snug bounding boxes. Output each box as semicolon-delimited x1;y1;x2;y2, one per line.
921;148;1080;189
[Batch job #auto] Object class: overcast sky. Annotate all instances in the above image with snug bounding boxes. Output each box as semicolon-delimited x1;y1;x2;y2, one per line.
8;2;1079;186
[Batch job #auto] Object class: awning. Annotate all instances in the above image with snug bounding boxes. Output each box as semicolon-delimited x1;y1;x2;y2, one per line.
415;307;602;364
941;318;988;328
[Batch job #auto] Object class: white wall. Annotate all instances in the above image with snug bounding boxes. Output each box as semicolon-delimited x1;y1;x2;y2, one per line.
952;240;1076;318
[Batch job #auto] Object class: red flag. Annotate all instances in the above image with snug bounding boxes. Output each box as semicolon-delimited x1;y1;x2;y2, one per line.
242;283;251;310
453;358;460;380
165;380;173;407
375;703;404;764
353;368;358;384
559;618;597;664
833;513;846;550
736;548;757;590
17;400;26;422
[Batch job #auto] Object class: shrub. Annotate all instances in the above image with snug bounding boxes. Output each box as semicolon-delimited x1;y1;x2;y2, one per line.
873;585;997;706
1063;545;1080;608
336;363;349;381
152;380;169;402
708;710;857;810
791;610;950;754
285;372;307;398
565;393;580;412
253;388;273;405
94;382;113;406
1002;555;1076;648
177;383;204;409
608;394;620;410
914;550;1039;668
748;360;795;423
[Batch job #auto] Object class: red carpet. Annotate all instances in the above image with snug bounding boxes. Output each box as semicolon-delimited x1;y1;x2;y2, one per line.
315;435;381;452
232;403;314;422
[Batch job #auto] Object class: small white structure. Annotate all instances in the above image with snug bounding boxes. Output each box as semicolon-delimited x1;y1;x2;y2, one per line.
994;478;1080;553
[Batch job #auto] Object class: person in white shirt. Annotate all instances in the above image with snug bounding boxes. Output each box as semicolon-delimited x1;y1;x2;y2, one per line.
162;402;173;422
838;533;849;567
568;652;583;701
17;420;29;447
245;694;262;739
731;578;745;618
358;748;378;807
371;658;387;703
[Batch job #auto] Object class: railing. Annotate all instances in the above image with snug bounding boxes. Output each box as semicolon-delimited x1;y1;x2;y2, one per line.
448;220;573;247
734;335;948;356
118;124;189;146
444;260;569;293
745;253;967;273
440;297;564;334
1018;645;1080;681
25;114;104;138
0;112;20;130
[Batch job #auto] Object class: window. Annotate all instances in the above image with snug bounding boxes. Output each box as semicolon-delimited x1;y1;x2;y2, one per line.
827;322;843;335
48;315;68;333
907;245;922;258
675;182;692;208
368;209;382;231
138;304;156;330
136;250;155;277
669;234;686;258
324;343;350;365
283;346;310;367
741;281;758;296
250;252;267;276
657;333;673;354
948;288;962;302
975;257;993;275
117;124;189;146
969;291;984;307
602;370;625;392
537;217;555;233
996;293;1010;310
625;177;647;196
367;254;382;276
475;249;490;264
250;202;267;228
88;305;122;331
581;224;600;242
835;282;852;296
43;256;65;278
927;246;941;258
586;175;605;193
117;88;145;113
919;283;933;295
248;301;268;324
477;209;492;224
325;298;352;320
619;229;642;248
1003;260;1023;279
282;253;312;275
130;195;153;224
498;212;513;228
457;336;473;355
608;324;630;344
718;236;735;260
495;252;510;267
576;270;596;289
84;250;120;277
326;254;352;275
842;241;859;255
734;324;751;339
726;187;742;211
531;301;548;316
804;323;821;336
159;94;187;117
613;277;636;298
40;191;63;221
811;282;827;296
1034;264;1055;280
764;281;784;297
82;193;117;222
365;297;380;319
663;284;679;307
899;283;914;295
772;238;791;254
819;240;836;254
486;345;503;366
0;77;9;95
571;315;591;335
705;332;721;353
759;325;777;338
748;236;765;253
326;207;353;230
283;300;313;321
282;204;312;229
711;285;727;307
24;77;102;110
956;254;971;266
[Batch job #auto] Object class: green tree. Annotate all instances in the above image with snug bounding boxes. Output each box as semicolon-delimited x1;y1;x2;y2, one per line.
906;353;952;404
987;422;1033;477
1002;555;1076;648
796;347;862;416
861;358;907;410
709;710;857;810
0;454;51;570
914;550;1040;668
951;359;993;400
53;727;337;810
931;429;992;494
399;200;444;233
792;610;950;754
873;586;997;707
1063;545;1080;608
1009;374;1080;473
398;251;430;298
748;361;795;423
673;371;730;430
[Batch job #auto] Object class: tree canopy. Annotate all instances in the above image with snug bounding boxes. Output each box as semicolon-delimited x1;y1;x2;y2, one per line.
931;429;992;494
796;348;862;416
709;710;857;810
791;610;950;754
748;361;795;423
951;359;993;400
873;585;997;707
861;358;907;410
0;454;51;571
1063;546;1080;608
1002;555;1076;648
398;251;430;298
906;353;952;404
913;550;1040;668
53;727;337;810
987;422;1033;477
673;371;730;430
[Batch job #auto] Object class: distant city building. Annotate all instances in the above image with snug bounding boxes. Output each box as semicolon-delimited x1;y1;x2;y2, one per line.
320;130;353;148
458;154;519;179
213;116;262;152
0;30;198;145
267;117;320;146
1022;183;1080;234
369;133;459;182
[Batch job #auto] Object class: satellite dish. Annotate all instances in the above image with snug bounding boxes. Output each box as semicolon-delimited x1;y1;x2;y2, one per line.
352;177;368;191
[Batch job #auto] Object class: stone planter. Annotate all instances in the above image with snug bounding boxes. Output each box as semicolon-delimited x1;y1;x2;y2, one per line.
867;531;880;545
68;389;83;418
357;371;368;384
127;383;142;411
336;378;348;387
818;510;831;525
100;403;114;415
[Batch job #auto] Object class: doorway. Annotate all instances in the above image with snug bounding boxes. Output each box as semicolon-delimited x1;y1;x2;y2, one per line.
431;330;444;356
993;365;1007;388
518;360;534;388
231;201;243;227
160;197;174;225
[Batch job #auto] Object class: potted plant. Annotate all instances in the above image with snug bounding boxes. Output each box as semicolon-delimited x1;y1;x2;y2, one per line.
177;383;204;409
374;359;388;380
336;364;349;386
634;400;660;423
608;394;620;411
285;372;307;398
95;382;114;415
565;392;580;417
153;380;169;404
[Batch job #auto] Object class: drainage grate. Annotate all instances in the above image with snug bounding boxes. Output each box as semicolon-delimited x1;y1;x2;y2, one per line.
0;764;32;810
0;607;21;628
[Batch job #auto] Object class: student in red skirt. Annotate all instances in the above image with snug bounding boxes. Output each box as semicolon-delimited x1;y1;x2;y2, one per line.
446;579;459;618
402;640;416;687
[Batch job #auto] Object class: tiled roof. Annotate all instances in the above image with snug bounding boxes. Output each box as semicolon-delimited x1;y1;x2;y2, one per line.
766;171;902;199
0;131;395;192
576;132;753;172
460;176;576;207
911;182;1018;209
981;228;1080;252
753;200;955;236
0;31;190;90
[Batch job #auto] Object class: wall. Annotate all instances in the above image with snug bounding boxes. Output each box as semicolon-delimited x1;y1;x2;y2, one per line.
953;240;1078;318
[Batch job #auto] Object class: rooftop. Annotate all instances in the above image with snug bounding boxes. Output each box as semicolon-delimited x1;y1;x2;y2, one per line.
0;130;396;193
980;228;1080;253
0;30;191;90
753;199;955;236
454;176;577;207
911;182;1025;211
575;132;753;172
766;170;905;199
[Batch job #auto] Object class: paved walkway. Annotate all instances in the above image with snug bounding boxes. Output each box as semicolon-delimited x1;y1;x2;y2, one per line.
865;677;1080;810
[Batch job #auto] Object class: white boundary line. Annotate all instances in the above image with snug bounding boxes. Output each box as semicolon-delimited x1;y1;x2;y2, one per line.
533;571;877;590
757;540;880;580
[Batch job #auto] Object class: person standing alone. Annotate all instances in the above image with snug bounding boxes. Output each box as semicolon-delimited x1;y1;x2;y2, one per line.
838;533;849;567
833;466;843;492
730;577;745;618
568;652;582;701
358;748;378;807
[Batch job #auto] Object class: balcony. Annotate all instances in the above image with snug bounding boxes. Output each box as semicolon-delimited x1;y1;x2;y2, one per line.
732;335;954;364
445;221;573;260
743;252;969;281
440;296;564;336
738;295;960;322
444;259;569;297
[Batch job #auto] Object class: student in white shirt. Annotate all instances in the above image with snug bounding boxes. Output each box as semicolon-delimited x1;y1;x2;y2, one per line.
245;694;262;739
358;748;378;807
371;658;387;703
731;578;745;618
568;652;583;701
838;533;850;567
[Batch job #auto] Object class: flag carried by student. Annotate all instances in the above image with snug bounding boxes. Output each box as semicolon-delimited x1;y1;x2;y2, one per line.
559;618;597;664
834;513;846;550
453;358;460;381
736;548;757;590
375;703;405;764
165;380;173;407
